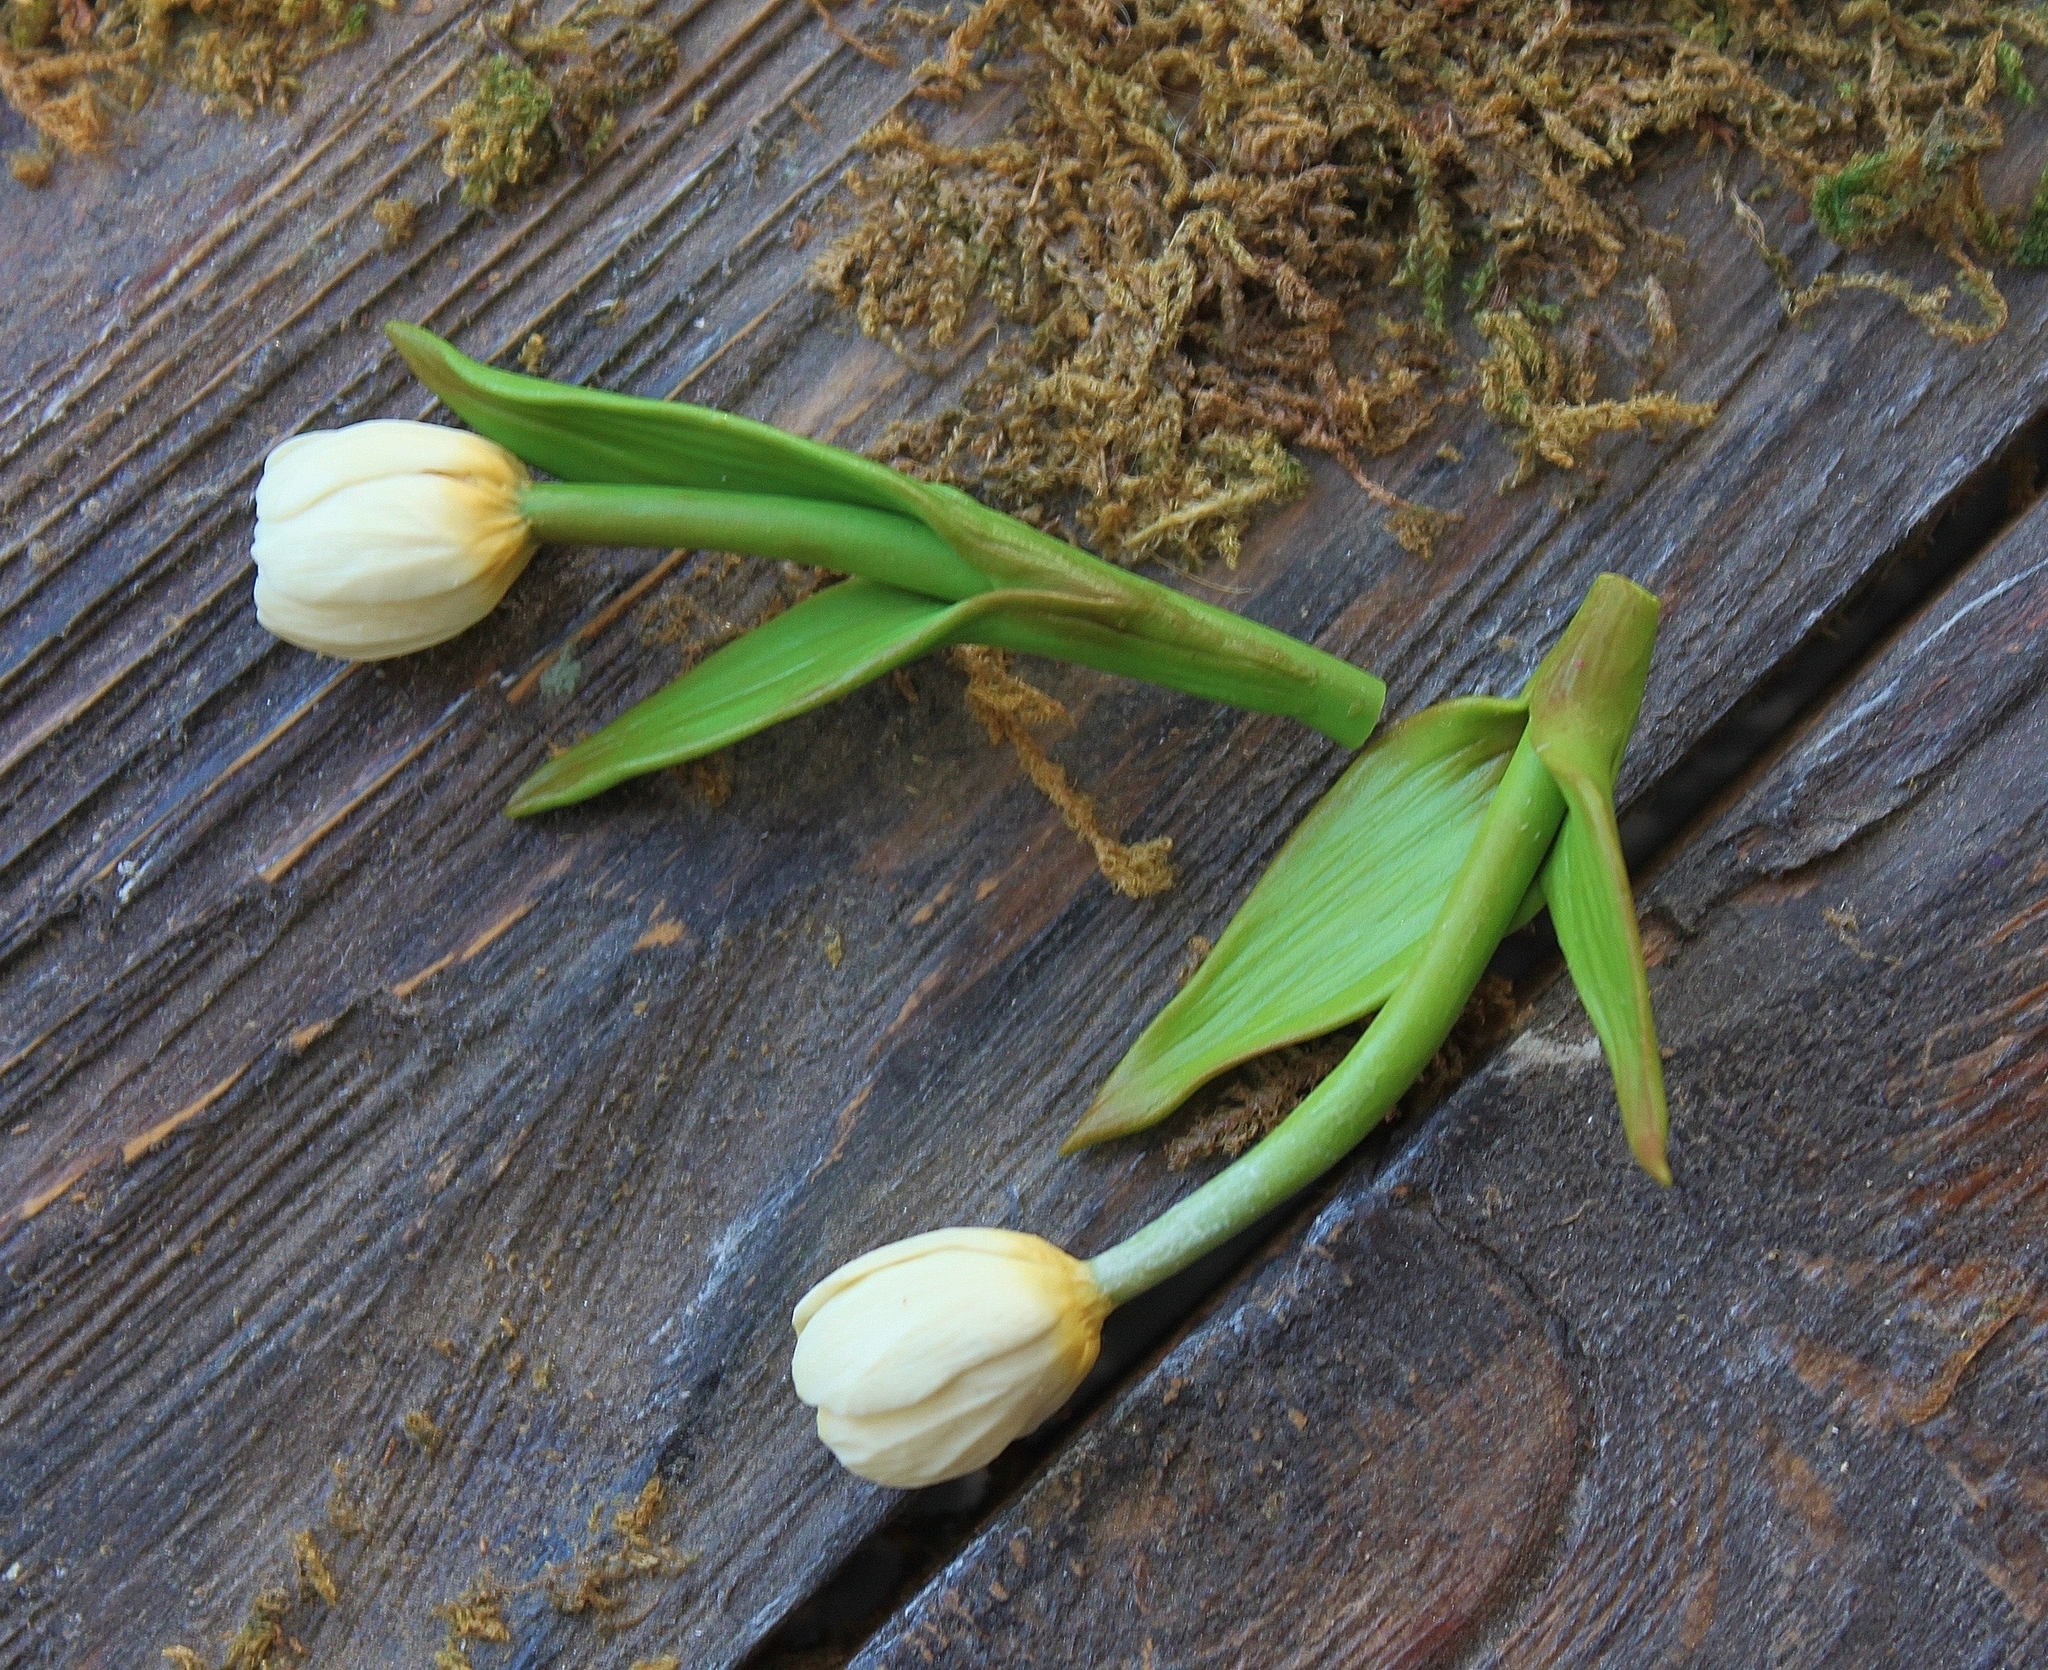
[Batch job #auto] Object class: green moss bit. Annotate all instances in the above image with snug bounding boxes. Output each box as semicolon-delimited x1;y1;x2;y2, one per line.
816;0;2048;565
1997;39;2036;106
439;5;677;205
1810;110;2001;248
2018;165;2048;267
9;0;57;52
441;51;555;207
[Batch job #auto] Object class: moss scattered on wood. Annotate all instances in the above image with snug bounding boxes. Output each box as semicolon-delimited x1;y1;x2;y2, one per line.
220;1587;291;1670
403;1407;445;1456
817;0;2048;562
289;1528;339;1606
326;1456;368;1537
2;0;391;176
435;1574;514;1648
543;1476;696;1616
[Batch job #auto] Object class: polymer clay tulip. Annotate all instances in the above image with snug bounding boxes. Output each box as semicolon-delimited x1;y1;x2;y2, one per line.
379;324;1386;815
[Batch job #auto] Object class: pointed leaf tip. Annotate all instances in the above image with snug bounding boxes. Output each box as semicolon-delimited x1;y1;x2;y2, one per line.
1527;575;1670;1183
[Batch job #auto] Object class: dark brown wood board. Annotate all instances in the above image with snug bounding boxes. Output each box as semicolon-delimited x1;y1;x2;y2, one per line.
855;483;2048;1669
3;7;2047;1665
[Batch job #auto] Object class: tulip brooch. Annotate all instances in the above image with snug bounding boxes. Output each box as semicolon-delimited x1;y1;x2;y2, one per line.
250;323;1386;813
794;575;1669;1487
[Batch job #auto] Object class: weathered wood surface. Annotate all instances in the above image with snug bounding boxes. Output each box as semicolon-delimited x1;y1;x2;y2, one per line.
859;489;2048;1668
3;5;2047;1663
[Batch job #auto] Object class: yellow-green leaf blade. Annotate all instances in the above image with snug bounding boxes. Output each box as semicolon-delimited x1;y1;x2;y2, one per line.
507;581;967;815
1063;696;1529;1152
1539;782;1669;1183
1525;572;1668;1183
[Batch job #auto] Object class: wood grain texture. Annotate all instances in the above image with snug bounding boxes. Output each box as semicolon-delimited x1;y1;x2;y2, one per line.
858;491;2048;1668
864;1206;1580;1670
4;15;2048;1665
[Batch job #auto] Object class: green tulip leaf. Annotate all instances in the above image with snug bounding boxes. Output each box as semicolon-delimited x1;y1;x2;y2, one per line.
1063;695;1535;1152
509;580;973;815
389;322;932;520
1526;574;1669;1183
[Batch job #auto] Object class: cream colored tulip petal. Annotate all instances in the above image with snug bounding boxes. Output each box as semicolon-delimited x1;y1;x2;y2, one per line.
257;421;526;522
792;1227;1061;1332
815;1334;1088;1488
791;1251;1068;1416
254;567;516;660
254;480;532;606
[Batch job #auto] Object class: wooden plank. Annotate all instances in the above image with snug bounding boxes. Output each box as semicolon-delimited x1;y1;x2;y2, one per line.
855;492;2048;1666
4;19;2048;1666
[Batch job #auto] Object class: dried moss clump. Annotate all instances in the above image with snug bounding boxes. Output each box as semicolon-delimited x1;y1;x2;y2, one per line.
2;0;389;175
442;50;554;207
440;3;678;207
1163;974;1521;1167
370;191;418;250
817;0;2048;563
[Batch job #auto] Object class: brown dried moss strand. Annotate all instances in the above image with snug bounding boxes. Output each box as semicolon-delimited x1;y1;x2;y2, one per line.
289;1528;339;1606
954;647;1174;899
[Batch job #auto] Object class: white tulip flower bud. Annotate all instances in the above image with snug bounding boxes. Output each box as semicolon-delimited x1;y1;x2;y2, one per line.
251;420;537;660
791;1227;1111;1489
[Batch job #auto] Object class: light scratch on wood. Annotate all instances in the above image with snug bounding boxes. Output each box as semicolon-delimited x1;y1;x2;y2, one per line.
122;1059;256;1164
505;546;693;707
391;854;574;998
257;692;471;884
288;1016;342;1052
90;665;359;888
15;1153;97;1223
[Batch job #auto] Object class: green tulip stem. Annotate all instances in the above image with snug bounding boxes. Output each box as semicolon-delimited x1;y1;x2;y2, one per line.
1086;737;1565;1306
520;481;1386;748
522;481;994;602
